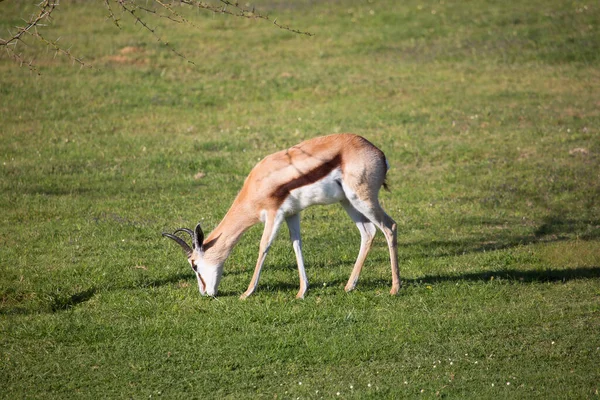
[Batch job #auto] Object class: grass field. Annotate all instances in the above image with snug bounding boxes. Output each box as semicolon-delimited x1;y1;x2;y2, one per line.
1;0;599;398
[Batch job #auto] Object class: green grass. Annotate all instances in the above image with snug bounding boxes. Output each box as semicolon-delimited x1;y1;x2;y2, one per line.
1;0;599;398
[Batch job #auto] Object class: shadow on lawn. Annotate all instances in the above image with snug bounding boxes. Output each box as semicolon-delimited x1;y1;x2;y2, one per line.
48;287;98;312
6;265;597;314
230;266;600;296
358;266;600;290
1;287;99;315
225;213;600;295
6;215;595;312
0;273;192;315
399;214;600;260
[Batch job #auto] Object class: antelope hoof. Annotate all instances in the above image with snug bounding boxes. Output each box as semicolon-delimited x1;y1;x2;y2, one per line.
390;285;400;295
239;292;251;300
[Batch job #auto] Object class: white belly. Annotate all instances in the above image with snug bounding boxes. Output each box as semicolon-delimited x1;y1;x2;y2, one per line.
280;168;346;215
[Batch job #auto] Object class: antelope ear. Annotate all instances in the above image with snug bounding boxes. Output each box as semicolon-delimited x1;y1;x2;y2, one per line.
194;223;204;250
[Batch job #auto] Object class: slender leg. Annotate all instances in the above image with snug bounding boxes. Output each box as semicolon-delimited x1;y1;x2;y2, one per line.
240;212;285;299
286;214;309;299
383;216;401;295
346;198;401;295
340;200;377;292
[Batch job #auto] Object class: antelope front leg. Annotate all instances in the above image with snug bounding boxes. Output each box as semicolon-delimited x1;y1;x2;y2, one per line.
286;214;309;299
240;212;284;299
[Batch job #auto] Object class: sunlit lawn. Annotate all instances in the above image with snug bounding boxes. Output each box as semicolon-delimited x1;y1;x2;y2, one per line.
1;0;599;398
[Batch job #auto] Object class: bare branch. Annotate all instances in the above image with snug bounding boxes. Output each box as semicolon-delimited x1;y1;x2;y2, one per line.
30;26;91;68
0;0;56;47
1;0;313;71
104;0;122;29
1;0;94;71
117;0;196;65
180;0;314;36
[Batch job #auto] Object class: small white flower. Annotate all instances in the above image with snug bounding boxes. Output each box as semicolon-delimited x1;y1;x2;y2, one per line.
507;382;511;386
368;383;372;388
298;382;302;385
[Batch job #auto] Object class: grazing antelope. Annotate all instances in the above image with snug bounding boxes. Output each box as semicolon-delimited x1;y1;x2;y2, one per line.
163;133;400;299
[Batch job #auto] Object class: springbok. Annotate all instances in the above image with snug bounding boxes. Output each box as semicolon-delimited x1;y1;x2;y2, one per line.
163;133;400;299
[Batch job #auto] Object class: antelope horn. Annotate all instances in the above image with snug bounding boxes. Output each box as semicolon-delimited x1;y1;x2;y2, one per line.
174;226;204;250
174;228;195;242
162;231;193;257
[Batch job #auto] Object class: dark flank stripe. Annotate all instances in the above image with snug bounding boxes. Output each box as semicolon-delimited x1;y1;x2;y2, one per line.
270;154;342;204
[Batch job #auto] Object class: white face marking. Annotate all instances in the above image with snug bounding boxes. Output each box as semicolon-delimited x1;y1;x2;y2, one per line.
189;251;223;297
280;168;346;215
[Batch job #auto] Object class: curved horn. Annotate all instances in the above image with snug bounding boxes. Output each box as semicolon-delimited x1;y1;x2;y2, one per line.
162;232;193;257
174;228;195;241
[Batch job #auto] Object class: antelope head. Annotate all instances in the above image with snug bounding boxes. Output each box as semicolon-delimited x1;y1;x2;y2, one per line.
162;223;223;296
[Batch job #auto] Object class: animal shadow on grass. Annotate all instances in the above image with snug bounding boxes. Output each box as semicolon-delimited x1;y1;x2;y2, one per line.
405;214;600;260
148;213;600;297
247;213;600;295
363;213;600;290
214;265;600;297
357;266;600;291
2;287;99;315
1;273;194;315
18;214;593;310
47;287;98;312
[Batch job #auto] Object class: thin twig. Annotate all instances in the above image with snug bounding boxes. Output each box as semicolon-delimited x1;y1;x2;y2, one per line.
29;27;90;68
1;0;313;71
181;0;314;36
0;0;56;47
104;0;122;28
117;0;196;65
1;0;93;71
